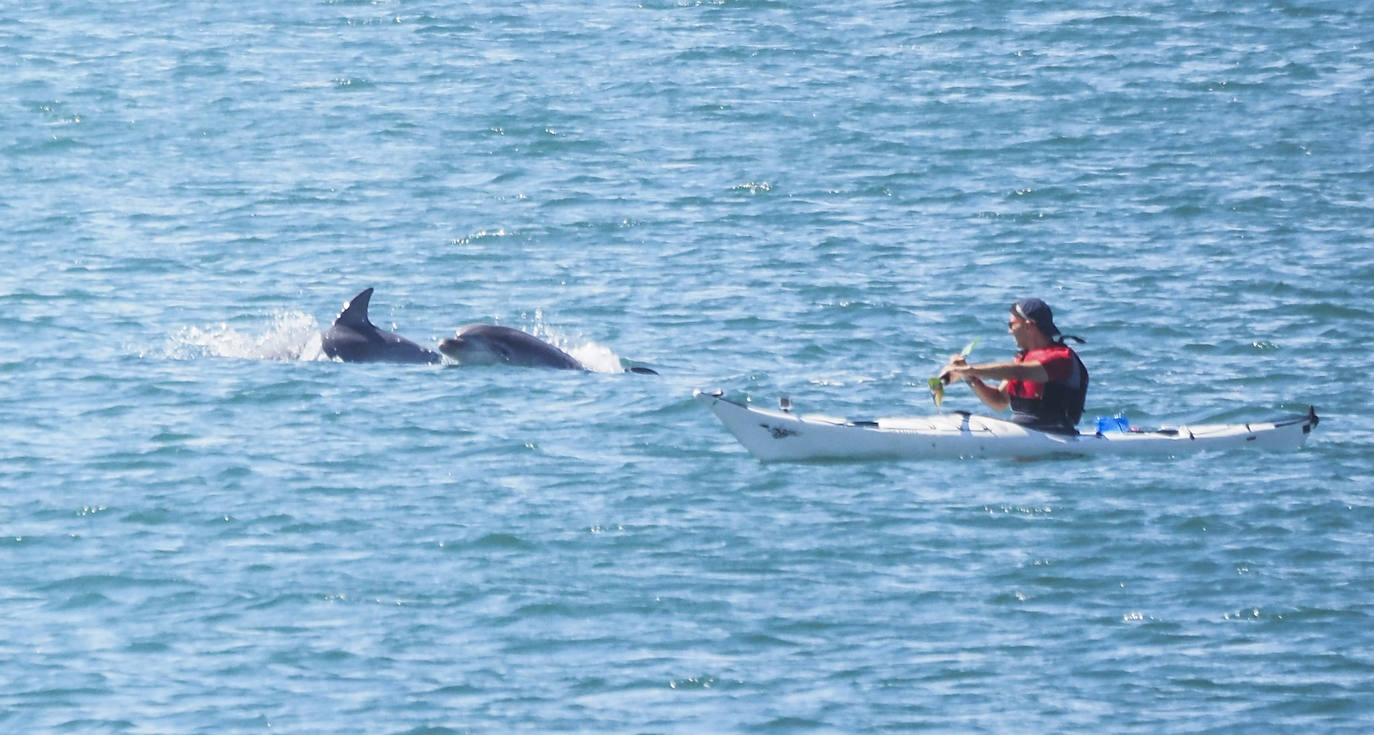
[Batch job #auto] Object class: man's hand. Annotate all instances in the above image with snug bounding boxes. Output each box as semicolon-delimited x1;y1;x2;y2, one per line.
939;354;970;384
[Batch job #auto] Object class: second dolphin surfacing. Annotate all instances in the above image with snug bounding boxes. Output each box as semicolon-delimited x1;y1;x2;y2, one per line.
439;324;658;374
438;324;582;369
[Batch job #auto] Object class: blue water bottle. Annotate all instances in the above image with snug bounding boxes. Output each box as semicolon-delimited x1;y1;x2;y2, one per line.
1095;413;1130;434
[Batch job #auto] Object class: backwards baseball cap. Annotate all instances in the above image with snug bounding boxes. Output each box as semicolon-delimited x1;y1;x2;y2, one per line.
1011;297;1060;337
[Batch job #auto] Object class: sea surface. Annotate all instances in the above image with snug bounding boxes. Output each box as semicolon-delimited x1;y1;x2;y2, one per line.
3;1;1372;732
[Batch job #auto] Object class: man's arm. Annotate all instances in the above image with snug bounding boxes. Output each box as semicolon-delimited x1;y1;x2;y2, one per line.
964;375;1011;411
941;359;1050;385
939;358;1053;413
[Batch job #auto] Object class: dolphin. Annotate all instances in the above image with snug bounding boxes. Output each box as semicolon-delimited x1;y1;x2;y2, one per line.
438;324;584;369
320;288;441;364
438;324;658;374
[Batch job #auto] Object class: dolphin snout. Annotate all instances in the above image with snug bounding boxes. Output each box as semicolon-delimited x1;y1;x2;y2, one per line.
437;337;463;356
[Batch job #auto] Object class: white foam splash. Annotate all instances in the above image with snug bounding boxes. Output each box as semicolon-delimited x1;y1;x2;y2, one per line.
567;340;625;374
523;310;624;373
168;311;322;361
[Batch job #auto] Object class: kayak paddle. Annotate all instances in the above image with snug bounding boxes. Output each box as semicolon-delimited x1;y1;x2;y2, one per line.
928;338;979;407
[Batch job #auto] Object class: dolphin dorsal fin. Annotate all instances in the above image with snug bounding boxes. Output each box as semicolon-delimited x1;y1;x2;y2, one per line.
333;287;375;328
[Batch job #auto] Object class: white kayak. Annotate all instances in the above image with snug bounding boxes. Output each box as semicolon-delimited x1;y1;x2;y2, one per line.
695;390;1319;462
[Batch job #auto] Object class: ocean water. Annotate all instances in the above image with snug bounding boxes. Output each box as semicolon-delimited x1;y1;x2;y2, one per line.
3;1;1372;732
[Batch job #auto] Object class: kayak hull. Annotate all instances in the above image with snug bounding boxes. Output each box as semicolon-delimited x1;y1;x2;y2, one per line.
695;391;1318;462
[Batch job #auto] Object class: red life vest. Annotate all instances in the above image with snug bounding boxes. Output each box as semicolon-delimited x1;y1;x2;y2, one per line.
1006;344;1089;432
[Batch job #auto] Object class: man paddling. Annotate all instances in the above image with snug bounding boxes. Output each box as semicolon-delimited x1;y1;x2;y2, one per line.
938;298;1089;434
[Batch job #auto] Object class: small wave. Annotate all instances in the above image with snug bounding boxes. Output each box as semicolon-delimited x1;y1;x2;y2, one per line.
167;311;322;361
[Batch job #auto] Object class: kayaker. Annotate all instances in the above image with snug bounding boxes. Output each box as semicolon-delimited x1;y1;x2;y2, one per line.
938;298;1089;434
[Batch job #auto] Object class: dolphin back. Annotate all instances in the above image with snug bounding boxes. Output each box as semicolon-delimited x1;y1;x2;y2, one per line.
321;288;440;364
